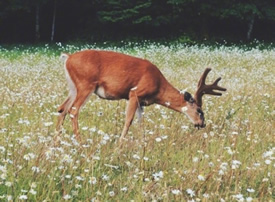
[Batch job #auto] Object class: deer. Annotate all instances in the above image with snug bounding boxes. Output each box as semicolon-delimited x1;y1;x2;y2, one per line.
56;50;226;142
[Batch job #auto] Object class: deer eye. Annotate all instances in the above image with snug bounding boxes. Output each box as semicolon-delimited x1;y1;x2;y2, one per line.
184;92;194;103
189;97;195;103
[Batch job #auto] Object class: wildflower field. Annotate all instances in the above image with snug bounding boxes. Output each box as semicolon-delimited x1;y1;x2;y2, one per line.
0;42;274;201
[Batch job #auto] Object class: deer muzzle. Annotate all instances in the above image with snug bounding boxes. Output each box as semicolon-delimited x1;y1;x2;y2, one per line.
194;108;205;129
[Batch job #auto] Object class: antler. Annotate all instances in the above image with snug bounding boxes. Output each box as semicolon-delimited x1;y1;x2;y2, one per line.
195;68;227;107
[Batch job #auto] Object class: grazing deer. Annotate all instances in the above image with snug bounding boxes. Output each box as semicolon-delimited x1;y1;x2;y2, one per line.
56;50;226;141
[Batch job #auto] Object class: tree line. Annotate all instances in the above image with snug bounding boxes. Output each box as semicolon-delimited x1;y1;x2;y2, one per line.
0;0;274;43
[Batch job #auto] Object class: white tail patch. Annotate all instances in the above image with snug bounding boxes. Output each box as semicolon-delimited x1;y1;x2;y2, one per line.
63;54;77;112
60;53;69;62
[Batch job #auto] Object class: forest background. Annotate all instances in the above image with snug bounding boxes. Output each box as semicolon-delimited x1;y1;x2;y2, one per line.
0;0;275;44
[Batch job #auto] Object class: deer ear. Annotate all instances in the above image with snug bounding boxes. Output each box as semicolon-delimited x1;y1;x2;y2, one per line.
184;92;193;102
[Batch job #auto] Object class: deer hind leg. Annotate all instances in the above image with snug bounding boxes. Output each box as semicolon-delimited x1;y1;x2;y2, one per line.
56;95;75;132
69;85;95;139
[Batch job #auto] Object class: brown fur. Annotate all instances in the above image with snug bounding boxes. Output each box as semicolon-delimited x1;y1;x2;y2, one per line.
56;50;204;141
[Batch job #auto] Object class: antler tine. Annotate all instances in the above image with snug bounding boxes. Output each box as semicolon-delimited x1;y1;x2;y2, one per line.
195;68;227;108
197;68;212;88
212;77;227;92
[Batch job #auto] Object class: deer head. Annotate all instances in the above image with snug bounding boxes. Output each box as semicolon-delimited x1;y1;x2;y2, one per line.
182;68;227;128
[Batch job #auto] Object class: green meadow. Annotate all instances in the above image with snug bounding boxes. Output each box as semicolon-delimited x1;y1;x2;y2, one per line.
0;42;274;201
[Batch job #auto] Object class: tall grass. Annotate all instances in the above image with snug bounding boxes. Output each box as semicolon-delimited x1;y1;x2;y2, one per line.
0;42;274;201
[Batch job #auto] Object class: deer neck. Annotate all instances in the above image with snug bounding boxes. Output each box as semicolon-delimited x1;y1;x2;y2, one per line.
156;83;186;112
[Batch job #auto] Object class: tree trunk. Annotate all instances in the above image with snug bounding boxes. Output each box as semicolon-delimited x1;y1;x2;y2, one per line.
247;15;255;41
51;0;57;42
35;3;40;42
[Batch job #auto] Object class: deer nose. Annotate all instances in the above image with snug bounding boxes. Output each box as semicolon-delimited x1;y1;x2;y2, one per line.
194;122;206;129
197;108;204;119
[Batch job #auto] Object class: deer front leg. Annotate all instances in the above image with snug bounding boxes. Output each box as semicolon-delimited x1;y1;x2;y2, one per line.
120;92;139;142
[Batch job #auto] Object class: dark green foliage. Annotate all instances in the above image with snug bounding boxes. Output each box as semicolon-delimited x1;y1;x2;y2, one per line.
0;0;274;43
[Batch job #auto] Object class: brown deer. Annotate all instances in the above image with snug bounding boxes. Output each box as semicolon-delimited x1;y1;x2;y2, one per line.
56;50;226;141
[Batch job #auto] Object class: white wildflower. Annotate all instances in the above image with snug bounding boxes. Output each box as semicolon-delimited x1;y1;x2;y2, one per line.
263;93;270;97
75;176;84;181
209;162;214;167
89;127;97;133
65;175;71;179
62;154;73;163
181;125;189;130
31;166;40;173
7;195;12;201
104;164;119;169
232;193;244;201
92;156;100;160
89;177;97;185
203;193;209;198
143;157;149;161
246;197;253;202
133;154;140;160
152;171;163;181
31;182;37;188
198;174;205;181
29;189;37;195
97;130;105;135
19;195;28;200
155;137;162;142
103;134;110;141
193;157;199;163
162;135;168;139
109;191;115;197
225;147;234;155
219;169;225;175
121;187;128;192
44;122;53;127
232;160;241;169
246;188;255;193
102;174;109;181
186;188;195;197
263;149;274;158
81;126;89;131
171;189;181;195
0;146;5;153
5;181;12;187
63;194;71;200
264;159;271;165
23;153;36;161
